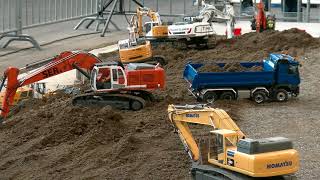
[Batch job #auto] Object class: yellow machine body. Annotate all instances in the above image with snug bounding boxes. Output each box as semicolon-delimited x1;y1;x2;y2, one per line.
0;86;33;106
167;104;299;178
207;130;299;177
151;25;169;37
119;40;152;63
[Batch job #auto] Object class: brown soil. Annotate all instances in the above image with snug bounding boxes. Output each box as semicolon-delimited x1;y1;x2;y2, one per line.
197;62;263;73
0;28;320;180
198;63;224;72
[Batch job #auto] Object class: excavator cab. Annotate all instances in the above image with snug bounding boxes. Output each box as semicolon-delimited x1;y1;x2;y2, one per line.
208;129;239;166
91;63;127;91
145;22;168;38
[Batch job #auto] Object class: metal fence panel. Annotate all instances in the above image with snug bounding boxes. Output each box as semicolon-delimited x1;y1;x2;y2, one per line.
0;0;18;34
21;0;99;29
0;0;99;34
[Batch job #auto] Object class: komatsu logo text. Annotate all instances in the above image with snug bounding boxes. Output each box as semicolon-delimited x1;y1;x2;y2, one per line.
267;161;292;169
185;114;200;118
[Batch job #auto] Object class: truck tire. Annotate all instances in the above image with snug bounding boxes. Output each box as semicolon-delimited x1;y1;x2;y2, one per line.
275;89;288;102
220;92;235;100
252;90;266;104
203;92;218;104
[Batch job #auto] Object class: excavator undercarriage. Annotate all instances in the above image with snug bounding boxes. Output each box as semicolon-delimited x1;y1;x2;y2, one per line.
72;90;155;111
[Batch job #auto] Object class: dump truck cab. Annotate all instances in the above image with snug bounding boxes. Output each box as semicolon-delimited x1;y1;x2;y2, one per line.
266;54;300;92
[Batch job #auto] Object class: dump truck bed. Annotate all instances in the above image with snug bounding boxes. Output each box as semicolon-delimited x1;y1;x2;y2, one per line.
183;61;275;90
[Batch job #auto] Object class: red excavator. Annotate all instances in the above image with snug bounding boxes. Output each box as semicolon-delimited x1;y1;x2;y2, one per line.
251;1;275;32
0;51;165;118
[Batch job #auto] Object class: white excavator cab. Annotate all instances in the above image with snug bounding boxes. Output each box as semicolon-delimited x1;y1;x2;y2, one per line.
90;63;127;91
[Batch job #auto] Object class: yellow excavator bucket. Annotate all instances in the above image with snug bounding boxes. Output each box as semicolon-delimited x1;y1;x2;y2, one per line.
119;41;153;64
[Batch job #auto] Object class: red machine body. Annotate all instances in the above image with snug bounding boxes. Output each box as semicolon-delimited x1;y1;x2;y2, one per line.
126;65;165;89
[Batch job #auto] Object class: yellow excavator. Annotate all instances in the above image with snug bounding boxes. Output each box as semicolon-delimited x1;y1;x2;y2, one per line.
168;104;299;180
0;86;33;107
118;15;166;65
136;6;168;38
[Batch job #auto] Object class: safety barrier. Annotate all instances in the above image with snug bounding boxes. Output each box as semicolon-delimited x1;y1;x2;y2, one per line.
0;0;99;49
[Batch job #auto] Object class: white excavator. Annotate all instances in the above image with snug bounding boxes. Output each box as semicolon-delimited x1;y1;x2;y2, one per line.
168;0;235;48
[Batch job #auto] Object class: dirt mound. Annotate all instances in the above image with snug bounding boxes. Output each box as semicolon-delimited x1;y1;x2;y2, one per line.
0;92;189;179
198;64;224;72
157;28;319;63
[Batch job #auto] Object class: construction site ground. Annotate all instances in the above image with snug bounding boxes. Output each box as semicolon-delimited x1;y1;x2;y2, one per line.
0;29;320;179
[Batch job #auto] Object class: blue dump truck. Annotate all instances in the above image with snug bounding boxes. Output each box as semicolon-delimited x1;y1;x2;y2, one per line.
183;54;301;103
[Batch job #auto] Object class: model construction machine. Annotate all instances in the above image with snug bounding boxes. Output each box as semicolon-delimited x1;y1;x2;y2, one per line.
184;54;300;104
0;51;165;118
168;0;235;48
168;104;299;180
118;15;166;65
251;1;275;32
135;6;168;39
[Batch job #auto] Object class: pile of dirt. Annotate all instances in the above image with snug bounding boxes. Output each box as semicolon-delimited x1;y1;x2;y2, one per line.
0;92;190;179
189;62;264;73
198;64;224;72
224;62;248;72
155;28;319;63
0;28;319;179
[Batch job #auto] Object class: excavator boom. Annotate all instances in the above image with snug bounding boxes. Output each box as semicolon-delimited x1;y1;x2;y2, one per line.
136;6;168;38
168;104;245;161
0;51;101;117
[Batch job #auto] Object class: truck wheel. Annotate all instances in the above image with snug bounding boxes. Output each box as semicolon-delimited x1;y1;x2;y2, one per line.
130;100;143;111
203;92;218;104
252;91;266;104
275;89;288;102
220;92;235;100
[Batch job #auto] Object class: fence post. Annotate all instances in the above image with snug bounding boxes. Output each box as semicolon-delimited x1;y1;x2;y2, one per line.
16;0;23;35
184;0;186;15
297;0;302;22
307;0;310;22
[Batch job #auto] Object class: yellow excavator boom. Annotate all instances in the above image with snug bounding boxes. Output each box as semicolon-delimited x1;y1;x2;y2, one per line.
136;7;168;38
168;104;244;161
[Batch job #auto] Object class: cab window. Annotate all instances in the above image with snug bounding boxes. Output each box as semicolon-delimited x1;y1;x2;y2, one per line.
288;65;298;74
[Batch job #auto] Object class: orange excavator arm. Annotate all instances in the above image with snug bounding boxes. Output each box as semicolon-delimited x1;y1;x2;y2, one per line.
0;51;101;118
256;1;267;32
